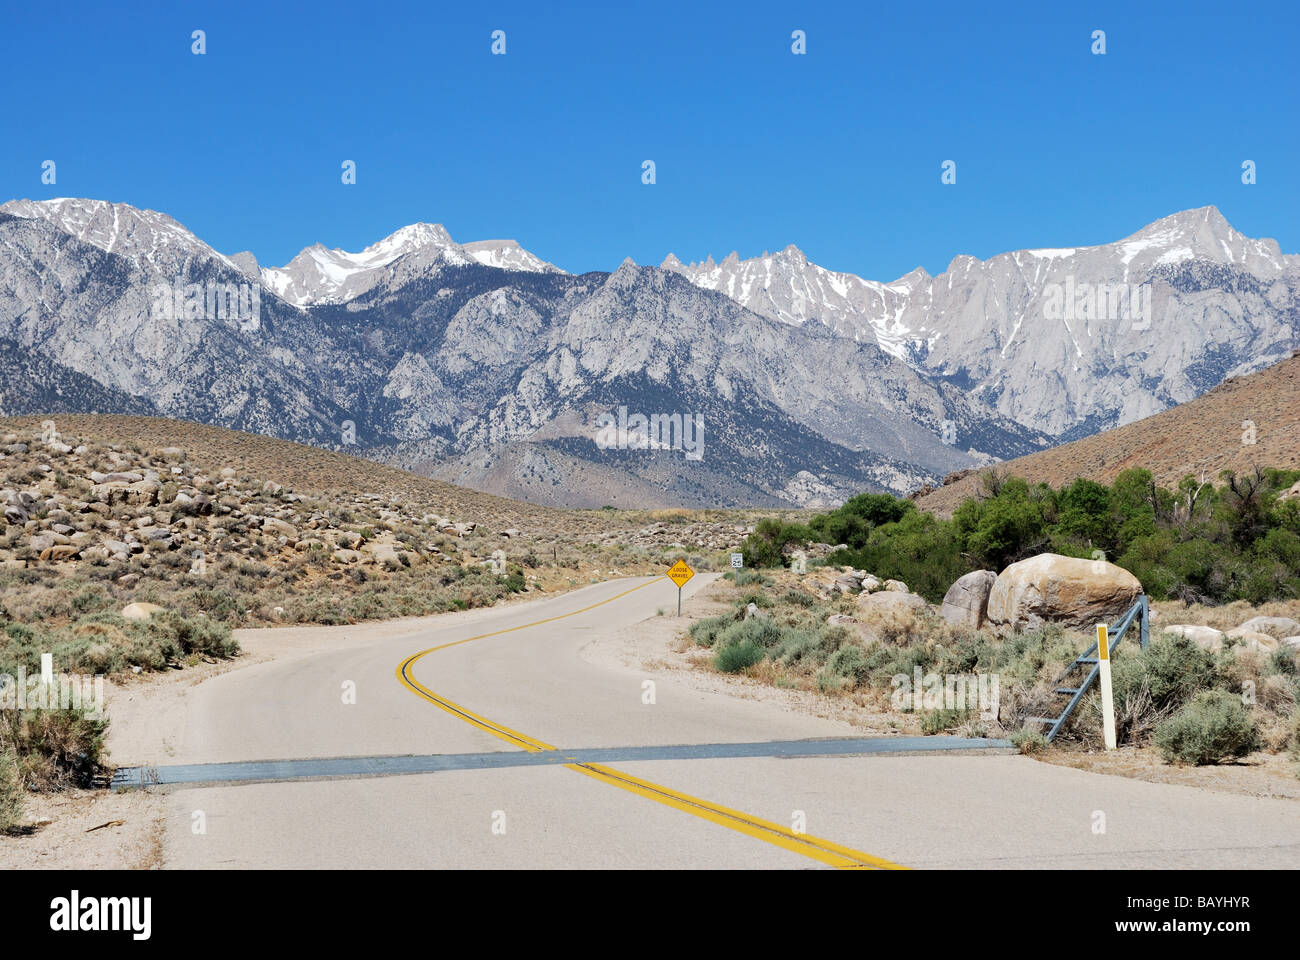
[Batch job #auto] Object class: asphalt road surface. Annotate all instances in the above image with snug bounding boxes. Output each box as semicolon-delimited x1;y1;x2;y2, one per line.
133;575;1300;869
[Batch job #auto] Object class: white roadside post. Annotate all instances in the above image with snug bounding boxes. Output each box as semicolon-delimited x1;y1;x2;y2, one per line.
1097;623;1116;750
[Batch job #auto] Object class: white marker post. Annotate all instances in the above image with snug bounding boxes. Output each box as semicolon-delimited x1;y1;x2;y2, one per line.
1097;623;1116;750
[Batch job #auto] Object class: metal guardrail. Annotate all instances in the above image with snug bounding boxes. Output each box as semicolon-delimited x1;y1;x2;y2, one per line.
1025;595;1149;742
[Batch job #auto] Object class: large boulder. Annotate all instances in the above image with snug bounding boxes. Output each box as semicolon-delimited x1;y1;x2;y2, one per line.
986;553;1142;633
826;613;882;646
939;570;997;629
1226;629;1280;654
121;602;165;621
1161;624;1226;653
1234;616;1300;639
262;517;298;538
855;590;929;620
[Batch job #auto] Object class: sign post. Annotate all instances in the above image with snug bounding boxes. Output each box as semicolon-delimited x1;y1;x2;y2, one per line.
666;559;695;617
1097;623;1116;750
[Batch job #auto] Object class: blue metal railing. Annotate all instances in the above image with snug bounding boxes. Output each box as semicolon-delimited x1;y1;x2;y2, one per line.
1025;595;1149;742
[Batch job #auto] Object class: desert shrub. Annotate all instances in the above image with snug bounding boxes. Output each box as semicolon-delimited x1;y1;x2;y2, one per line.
0;704;108;791
689;613;737;648
775;626;844;668
1079;633;1216;745
714;617;783;651
921;708;970;735
715;638;764;673
1154;690;1259;765
1010;728;1049;754
822;643;869;685
140;611;238;659
0;749;21;831
782;589;816;607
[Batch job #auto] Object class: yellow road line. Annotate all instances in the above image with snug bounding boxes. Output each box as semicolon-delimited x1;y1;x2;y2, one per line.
396;576;906;870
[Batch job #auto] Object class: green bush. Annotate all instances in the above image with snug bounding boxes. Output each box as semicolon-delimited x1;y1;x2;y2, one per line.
740;519;810;569
791;466;1300;605
1084;633;1216;745
1154;690;1259;765
823;643;869;685
689;613;737;648
714;617;783;650
715;638;765;673
1010;728;1049;754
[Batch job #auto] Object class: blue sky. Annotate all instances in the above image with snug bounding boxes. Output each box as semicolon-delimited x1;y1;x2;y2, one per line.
2;0;1295;280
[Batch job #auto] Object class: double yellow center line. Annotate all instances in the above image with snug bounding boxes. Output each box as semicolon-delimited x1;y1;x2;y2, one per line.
396;578;905;869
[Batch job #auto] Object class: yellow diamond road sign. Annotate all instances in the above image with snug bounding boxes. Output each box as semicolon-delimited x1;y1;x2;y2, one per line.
666;559;694;588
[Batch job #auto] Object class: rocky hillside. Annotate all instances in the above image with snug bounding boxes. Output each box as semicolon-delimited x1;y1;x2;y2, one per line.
913;352;1300;516
0;415;783;626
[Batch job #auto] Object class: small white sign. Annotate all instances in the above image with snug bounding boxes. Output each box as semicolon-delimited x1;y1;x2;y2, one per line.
730;553;743;569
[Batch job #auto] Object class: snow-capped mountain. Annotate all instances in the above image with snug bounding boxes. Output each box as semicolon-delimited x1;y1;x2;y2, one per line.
462;239;565;275
0;196;1293;507
665;206;1299;436
261;224;564;306
662;246;934;361
0;197;240;275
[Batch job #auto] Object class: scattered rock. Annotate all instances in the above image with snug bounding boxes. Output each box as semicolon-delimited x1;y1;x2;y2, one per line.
121;602;165;621
939;570;997;629
1226;629;1279;653
1233;616;1300;639
1161;624;1226;653
855;590;929;619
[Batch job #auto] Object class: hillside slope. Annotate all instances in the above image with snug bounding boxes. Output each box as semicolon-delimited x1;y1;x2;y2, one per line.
913;351;1300;515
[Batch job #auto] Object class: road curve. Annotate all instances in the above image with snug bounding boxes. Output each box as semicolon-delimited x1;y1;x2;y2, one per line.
142;575;1300;869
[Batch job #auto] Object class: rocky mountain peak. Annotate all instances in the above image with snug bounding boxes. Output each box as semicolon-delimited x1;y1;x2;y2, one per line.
0;196;235;274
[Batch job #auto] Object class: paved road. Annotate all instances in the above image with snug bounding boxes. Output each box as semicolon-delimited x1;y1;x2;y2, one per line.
141;575;1300;868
